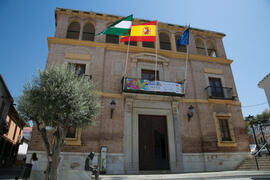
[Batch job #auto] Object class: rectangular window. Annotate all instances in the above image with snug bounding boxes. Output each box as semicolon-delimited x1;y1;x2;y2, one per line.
219;119;232;141
143;42;154;48
69;63;86;75
209;77;224;98
141;69;159;81
66;126;76;139
13;125;17;140
106;35;119;44
125;41;137;46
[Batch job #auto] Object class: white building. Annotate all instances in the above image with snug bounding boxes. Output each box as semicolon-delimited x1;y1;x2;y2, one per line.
258;73;270;108
17;127;32;160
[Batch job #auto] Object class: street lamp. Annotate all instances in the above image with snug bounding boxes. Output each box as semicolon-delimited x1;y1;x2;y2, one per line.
187;105;195;121
110;100;116;119
248;115;259;148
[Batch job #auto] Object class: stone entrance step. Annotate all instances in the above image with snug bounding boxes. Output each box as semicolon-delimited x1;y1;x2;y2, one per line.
237;156;270;170
100;171;270;180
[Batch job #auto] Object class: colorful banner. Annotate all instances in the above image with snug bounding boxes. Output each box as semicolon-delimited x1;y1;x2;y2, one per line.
124;78;184;95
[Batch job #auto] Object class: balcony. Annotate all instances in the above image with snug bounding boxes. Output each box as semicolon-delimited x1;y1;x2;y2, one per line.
205;86;235;100
122;77;184;96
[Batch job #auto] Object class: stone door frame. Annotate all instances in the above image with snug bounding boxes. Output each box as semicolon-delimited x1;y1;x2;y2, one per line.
124;98;180;173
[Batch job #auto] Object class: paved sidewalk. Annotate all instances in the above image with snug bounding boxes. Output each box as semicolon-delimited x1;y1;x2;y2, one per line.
1;170;270;180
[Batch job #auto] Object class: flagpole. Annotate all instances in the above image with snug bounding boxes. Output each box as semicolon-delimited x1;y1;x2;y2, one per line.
122;14;133;91
183;26;190;95
123;35;131;77
154;21;158;91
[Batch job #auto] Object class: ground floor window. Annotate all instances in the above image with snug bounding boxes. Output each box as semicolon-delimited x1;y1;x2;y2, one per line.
66;127;76;139
65;127;82;146
219;119;232;141
213;112;237;147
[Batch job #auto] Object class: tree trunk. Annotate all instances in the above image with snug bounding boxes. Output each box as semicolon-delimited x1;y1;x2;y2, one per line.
44;127;66;180
45;148;61;180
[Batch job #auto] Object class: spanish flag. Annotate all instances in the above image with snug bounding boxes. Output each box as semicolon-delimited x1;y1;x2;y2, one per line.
120;21;157;42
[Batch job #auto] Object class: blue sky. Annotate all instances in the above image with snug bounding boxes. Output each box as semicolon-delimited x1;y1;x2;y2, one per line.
0;0;269;117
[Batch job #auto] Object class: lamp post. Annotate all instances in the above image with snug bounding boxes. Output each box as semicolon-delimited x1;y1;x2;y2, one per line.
248;115;259;149
248;115;259;170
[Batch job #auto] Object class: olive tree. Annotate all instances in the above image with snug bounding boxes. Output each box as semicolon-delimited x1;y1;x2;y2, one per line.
17;64;99;180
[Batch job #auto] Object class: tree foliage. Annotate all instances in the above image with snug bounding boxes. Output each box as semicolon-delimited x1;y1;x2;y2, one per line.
244;109;270;123
17;64;100;180
18;64;99;128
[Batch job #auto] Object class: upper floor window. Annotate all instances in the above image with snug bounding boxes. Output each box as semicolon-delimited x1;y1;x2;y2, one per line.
143;41;154;48
206;40;217;57
106;35;119;44
209;77;224;98
141;69;159;81
159;32;171;50
125;41;137;46
69;63;86;75
195;38;205;55
175;34;187;53
67;22;80;40
82;23;95;41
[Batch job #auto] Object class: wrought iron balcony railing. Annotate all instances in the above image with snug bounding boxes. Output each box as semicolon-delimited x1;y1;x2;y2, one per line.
205;86;234;100
122;77;184;96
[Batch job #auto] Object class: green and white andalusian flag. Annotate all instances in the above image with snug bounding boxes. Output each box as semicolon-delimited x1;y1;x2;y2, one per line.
96;14;133;36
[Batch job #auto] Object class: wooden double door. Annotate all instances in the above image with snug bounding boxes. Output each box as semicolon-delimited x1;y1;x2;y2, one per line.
139;115;169;170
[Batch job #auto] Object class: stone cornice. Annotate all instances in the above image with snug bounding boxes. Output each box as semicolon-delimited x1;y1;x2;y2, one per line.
48;37;233;65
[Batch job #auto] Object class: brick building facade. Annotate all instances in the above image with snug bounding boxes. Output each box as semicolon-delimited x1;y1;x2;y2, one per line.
29;8;249;174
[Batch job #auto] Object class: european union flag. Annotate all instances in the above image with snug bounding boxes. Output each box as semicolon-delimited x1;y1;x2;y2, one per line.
176;28;190;47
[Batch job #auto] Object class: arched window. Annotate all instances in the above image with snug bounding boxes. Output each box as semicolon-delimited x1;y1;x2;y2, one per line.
206;40;217;57
175;33;187;53
195;38;205;55
67;22;80;39
143;42;155;48
82;23;95;41
159;32;171;50
106;35;119;44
